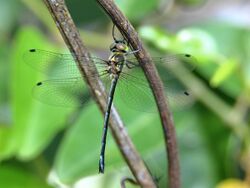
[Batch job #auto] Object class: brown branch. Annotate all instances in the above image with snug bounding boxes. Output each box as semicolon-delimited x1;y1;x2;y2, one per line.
42;0;156;187
96;0;180;188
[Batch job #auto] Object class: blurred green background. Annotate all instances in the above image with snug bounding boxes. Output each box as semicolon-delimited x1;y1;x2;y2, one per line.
0;0;250;188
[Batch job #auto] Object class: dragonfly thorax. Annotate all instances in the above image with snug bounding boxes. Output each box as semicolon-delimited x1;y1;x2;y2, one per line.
108;40;128;78
107;53;126;77
109;52;125;63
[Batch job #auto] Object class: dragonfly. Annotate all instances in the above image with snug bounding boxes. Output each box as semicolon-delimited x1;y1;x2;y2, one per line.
23;25;196;173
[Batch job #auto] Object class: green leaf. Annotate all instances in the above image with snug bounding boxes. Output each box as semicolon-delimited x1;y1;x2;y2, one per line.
55;104;103;182
54;95;163;183
175;109;219;188
139;27;219;65
116;0;160;22
3;27;73;160
210;59;238;87
139;26;173;51
176;28;218;57
0;163;51;188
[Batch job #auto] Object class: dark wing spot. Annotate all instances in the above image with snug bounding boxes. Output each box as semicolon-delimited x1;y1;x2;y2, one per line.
36;82;42;86
29;49;36;52
185;54;191;58
184;91;189;96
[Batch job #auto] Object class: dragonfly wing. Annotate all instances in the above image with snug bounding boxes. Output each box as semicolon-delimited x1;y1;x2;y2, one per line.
116;71;156;112
23;49;108;78
23;49;113;107
125;54;196;81
116;59;194;112
32;77;91;107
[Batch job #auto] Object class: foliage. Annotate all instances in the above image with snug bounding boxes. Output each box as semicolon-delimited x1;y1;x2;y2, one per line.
0;0;249;188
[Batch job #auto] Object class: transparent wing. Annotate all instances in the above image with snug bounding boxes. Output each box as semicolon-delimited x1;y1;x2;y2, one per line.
114;54;196;112
117;74;192;112
32;77;91;107
24;49;111;107
116;72;157;112
23;49;108;78
125;54;196;81
25;49;195;110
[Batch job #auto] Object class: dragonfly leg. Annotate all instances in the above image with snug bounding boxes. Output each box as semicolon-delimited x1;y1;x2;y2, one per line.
125;60;139;69
125;49;140;56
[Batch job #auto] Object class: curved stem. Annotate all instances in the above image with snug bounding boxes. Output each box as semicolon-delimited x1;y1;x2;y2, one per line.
120;177;139;188
42;0;156;187
96;1;180;188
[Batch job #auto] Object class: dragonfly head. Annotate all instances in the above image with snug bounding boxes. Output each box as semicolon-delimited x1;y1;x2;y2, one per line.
110;40;129;53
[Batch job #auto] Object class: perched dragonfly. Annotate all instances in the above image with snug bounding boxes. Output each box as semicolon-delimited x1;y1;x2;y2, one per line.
23;25;196;173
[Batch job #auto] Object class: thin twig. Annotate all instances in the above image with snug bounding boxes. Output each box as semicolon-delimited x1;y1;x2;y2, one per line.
120;177;139;188
96;0;180;188
42;0;156;187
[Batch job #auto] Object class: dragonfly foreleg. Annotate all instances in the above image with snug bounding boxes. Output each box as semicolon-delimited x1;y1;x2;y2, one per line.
125;60;138;69
125;49;140;56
